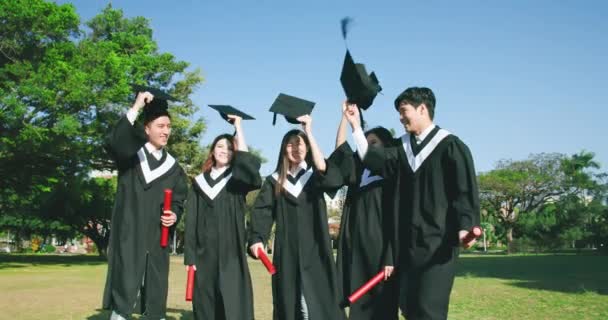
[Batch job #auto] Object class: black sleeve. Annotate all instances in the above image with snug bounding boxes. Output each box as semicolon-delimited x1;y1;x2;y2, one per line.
362;143;401;178
183;187;198;266
313;158;347;195
446;138;480;231
381;179;398;267
231;151;262;193
247;178;275;247
382;241;394;267
171;167;189;227
327;141;356;186
104;116;147;167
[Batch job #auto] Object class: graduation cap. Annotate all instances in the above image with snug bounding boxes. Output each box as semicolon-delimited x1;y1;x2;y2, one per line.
142;101;170;124
339;17;382;111
208;104;255;123
340;50;382;110
130;84;175;124
131;84;178;101
269;93;316;125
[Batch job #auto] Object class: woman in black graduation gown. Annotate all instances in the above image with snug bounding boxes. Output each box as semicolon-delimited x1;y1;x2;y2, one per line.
184;115;261;320
248;115;347;320
330;102;399;320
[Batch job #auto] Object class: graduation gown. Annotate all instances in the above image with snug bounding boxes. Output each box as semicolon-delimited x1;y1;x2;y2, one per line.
329;142;399;320
184;151;262;320
102;116;188;318
248;162;347;320
362;126;480;319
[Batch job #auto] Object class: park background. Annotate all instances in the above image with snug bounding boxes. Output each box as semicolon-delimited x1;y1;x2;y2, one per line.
1;1;607;319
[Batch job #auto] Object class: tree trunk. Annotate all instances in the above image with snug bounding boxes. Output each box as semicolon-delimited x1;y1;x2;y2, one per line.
82;228;109;259
506;227;514;254
14;230;23;251
98;246;107;258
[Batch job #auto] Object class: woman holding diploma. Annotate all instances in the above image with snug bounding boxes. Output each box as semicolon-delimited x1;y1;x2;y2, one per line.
330;101;399;320
184;107;261;320
248;94;346;320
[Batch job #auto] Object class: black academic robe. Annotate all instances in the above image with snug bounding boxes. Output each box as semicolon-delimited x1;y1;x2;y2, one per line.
184;151;261;320
102;116;188;319
248;163;347;320
363;126;480;320
329;142;399;320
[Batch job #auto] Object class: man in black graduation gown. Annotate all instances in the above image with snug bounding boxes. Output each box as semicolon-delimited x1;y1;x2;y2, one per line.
344;87;480;320
102;90;188;320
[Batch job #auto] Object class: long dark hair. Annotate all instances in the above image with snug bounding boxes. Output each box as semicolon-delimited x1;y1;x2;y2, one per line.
274;129;313;195
202;134;236;172
365;126;395;147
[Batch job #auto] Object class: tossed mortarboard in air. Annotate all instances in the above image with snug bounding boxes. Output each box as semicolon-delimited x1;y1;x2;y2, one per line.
339;17;382;111
269;93;316;125
340;50;382;111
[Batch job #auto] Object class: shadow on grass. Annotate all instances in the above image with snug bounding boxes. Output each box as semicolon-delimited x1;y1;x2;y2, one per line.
85;308;193;320
0;254;106;269
457;254;608;295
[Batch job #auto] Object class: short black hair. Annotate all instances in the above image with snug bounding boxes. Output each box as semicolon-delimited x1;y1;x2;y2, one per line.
394;87;436;120
143;99;171;125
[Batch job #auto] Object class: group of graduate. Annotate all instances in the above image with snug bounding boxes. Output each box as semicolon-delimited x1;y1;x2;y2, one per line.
101;79;480;320
100;19;480;317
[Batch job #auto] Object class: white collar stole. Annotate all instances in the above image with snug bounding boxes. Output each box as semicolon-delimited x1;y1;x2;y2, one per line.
137;147;176;184
195;171;233;200
401;129;451;172
271;167;314;198
359;168;383;188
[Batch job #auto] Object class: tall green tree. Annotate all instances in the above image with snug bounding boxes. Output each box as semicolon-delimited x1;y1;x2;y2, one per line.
0;1;207;255
39;176;115;256
479;152;606;253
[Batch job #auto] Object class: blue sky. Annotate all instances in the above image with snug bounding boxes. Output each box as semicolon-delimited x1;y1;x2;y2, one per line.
60;0;608;176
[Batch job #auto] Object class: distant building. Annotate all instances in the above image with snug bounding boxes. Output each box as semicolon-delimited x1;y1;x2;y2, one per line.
89;170;117;179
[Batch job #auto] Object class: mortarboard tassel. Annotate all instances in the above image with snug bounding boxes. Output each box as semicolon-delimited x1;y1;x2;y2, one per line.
341;17;353;44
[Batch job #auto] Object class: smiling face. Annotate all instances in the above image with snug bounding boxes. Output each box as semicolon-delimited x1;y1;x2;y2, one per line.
398;102;428;134
145;116;171;149
212;138;234;168
285;135;307;165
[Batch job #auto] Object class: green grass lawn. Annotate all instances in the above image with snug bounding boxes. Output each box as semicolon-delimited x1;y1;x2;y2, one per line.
1;253;607;319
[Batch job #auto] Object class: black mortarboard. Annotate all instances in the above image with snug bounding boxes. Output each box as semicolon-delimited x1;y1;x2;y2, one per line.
208;104;255;123
131;84;178;101
142;99;170;124
269;93;316;125
130;84;174;124
340;50;382;110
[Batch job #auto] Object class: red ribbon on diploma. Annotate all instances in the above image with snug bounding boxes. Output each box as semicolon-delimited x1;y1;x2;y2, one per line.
160;189;172;248
257;247;276;275
348;270;385;305
462;226;483;244
185;266;195;301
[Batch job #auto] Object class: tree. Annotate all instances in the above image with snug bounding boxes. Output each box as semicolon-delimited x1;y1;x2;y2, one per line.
1;2;207;255
39;177;115;256
587;201;608;252
1;0;82;228
556;151;607;250
479;153;563;252
479;152;606;253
